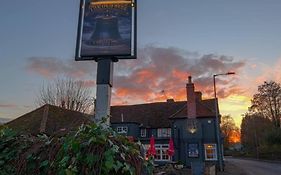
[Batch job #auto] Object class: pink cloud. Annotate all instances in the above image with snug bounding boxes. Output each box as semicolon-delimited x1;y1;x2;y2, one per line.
26;57;96;79
0;103;17;108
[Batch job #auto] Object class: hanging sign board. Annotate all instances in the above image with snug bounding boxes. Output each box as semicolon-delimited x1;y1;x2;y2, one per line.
75;0;137;61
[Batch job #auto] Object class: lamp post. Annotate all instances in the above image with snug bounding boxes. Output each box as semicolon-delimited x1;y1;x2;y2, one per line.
213;72;235;171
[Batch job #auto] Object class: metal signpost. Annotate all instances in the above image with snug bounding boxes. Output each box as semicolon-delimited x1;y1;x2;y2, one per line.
75;0;137;125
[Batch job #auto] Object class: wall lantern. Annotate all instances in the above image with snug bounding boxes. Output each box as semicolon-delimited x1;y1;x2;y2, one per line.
187;118;197;134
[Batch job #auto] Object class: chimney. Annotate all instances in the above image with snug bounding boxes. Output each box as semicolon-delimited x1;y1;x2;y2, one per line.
167;98;175;103
195;91;202;101
186;76;196;118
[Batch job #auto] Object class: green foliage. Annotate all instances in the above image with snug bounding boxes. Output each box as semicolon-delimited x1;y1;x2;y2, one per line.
0;123;150;175
265;128;281;145
241;113;272;151
240;113;281;160
0;128;31;174
258;144;281;160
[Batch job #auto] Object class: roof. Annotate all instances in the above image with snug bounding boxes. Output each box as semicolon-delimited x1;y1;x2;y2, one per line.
6;104;91;135
111;99;217;128
169;99;217;119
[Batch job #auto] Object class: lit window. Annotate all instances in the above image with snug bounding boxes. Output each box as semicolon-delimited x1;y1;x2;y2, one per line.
117;126;128;134
204;144;217;160
140;128;146;137
157;128;171;137
144;144;171;161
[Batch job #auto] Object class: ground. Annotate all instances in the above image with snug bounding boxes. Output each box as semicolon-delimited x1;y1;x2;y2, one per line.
153;160;247;175
217;161;246;175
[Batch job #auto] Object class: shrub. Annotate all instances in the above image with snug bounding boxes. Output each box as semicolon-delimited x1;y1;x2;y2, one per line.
0;123;153;175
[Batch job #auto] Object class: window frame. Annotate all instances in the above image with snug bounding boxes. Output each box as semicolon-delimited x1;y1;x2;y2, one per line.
156;144;170;161
188;143;199;158
144;144;171;161
140;128;146;137
204;143;217;161
157;128;171;138
116;126;128;134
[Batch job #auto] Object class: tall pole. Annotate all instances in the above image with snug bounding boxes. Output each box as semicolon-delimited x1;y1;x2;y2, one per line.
94;58;114;127
213;72;235;171
213;75;223;171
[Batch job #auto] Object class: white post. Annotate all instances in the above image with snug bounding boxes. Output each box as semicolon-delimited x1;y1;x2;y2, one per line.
95;84;111;125
94;58;114;127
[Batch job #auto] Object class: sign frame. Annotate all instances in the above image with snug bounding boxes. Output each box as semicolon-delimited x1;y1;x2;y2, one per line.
75;0;137;61
188;143;199;158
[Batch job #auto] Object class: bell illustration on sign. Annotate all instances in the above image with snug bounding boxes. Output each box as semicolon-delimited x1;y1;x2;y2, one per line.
81;0;132;57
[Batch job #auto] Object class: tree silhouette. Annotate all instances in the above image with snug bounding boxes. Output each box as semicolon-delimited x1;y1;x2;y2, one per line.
37;77;94;113
251;81;281;128
220;115;239;148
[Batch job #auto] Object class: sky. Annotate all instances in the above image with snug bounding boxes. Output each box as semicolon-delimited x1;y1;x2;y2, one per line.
1;0;281;127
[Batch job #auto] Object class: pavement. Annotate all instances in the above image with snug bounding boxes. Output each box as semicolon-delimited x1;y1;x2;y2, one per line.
154;161;242;175
154;160;246;175
218;160;247;175
223;157;281;175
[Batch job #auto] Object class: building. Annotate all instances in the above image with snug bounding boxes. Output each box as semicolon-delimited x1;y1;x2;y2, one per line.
5;76;223;168
111;76;223;167
6;104;91;135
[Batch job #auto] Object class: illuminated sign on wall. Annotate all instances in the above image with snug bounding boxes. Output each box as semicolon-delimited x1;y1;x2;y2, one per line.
75;0;136;61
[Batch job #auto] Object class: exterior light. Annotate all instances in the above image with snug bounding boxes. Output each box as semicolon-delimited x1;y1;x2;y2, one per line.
227;72;235;75
189;127;197;134
213;72;235;172
187;118;197;134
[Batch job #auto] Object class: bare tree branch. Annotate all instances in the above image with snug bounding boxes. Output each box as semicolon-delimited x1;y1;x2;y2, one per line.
36;77;94;113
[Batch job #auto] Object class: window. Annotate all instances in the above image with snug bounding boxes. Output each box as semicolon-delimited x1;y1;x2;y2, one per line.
155;144;171;161
144;144;171;161
188;143;199;158
117;126;128;134
204;144;217;160
140;128;146;137
157;128;171;137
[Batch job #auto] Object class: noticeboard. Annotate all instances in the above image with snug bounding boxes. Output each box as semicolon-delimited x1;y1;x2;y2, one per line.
75;0;137;61
188;143;199;158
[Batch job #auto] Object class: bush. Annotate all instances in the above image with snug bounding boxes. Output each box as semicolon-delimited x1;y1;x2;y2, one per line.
266;128;281;145
0;123;153;175
258;144;281;160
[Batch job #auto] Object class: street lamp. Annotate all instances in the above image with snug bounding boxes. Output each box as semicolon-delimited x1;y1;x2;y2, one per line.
213;72;235;171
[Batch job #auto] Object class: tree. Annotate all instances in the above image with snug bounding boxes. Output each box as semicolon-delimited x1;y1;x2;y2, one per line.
251;81;281;127
37;77;94;113
240;113;272;156
220;115;240;148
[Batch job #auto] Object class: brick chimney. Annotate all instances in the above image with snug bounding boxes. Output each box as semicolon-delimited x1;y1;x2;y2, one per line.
195;91;202;101
186;76;196;118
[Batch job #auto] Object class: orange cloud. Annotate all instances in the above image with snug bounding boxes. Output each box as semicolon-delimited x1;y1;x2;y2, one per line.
115;88;130;97
135;69;155;84
172;69;188;81
113;46;246;105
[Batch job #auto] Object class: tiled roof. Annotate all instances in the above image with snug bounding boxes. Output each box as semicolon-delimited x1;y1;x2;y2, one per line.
111;99;216;128
6;104;91;135
170;99;217;119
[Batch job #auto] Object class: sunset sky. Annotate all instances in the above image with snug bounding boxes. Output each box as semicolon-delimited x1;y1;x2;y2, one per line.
1;0;281;127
